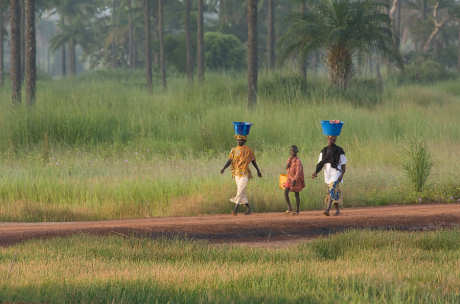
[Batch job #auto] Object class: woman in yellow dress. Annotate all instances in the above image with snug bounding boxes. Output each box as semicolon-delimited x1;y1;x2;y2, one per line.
221;135;262;215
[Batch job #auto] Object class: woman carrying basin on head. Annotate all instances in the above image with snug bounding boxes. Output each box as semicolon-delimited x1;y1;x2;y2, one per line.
312;121;347;216
220;122;262;216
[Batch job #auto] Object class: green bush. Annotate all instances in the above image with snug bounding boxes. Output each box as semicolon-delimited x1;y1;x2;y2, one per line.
399;59;456;84
204;32;246;70
403;139;433;193
165;33;195;73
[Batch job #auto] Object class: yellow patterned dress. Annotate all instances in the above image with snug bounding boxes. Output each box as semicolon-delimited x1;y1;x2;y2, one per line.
228;145;255;205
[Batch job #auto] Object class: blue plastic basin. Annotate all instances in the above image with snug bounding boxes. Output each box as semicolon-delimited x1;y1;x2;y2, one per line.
321;120;344;136
233;122;253;136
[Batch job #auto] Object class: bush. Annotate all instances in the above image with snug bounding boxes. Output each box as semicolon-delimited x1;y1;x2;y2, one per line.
165;33;195;73
403;139;433;192
204;32;246;70
398;59;456;84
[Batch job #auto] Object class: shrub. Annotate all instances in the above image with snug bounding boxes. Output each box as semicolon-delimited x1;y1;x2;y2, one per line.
204;32;246;70
403;139;433;192
398;59;456;84
165;33;195;73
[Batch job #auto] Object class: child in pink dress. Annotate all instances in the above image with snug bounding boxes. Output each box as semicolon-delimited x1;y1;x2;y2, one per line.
284;145;305;215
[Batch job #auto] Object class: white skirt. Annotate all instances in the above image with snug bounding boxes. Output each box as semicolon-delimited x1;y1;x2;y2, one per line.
229;175;249;205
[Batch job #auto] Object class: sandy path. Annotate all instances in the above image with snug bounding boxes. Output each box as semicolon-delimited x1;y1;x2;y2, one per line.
1;204;459;246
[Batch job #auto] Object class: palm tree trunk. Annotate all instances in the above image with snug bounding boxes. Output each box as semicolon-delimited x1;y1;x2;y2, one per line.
158;0;166;89
132;26;137;68
0;11;4;87
128;0;135;69
396;0;401;49
197;0;205;82
20;0;25;84
266;0;275;69
61;15;66;77
69;38;76;76
327;46;352;89
299;0;307;81
25;0;36;105
111;0;118;68
247;0;258;107
185;0;193;82
61;46;66;76
422;0;427;19
144;0;152;93
10;0;21;104
219;0;224;29
458;29;460;72
376;55;383;91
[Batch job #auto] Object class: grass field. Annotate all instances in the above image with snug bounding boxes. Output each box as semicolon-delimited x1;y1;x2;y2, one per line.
0;71;459;221
0;230;459;303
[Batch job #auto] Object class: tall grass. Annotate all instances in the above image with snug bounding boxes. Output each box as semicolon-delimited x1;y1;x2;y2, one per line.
1;230;460;303
0;71;459;221
403;139;433;192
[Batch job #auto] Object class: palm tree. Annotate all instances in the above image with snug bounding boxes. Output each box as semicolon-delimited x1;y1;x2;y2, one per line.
57;10;66;77
299;0;307;81
185;0;193;82
197;0;205;82
25;0;36;105
127;0;135;69
20;0;25;83
144;0;152;93
10;0;21;104
282;0;399;89
0;9;5;87
68;37;76;75
49;0;98;76
158;0;166;89
266;0;275;69
247;0;258;107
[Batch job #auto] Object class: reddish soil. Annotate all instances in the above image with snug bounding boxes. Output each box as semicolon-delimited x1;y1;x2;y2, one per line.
1;204;459;246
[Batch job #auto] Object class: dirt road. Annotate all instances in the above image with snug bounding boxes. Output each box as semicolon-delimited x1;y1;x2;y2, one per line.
1;204;459;246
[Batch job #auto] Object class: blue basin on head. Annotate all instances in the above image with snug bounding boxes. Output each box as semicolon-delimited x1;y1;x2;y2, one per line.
321;120;344;136
233;122;253;136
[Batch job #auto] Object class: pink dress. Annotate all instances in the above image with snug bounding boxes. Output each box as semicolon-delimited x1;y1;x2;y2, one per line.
285;156;305;192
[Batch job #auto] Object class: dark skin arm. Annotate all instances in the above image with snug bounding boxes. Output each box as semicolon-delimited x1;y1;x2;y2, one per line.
338;164;346;182
220;159;231;174
252;160;262;178
221;159;262;178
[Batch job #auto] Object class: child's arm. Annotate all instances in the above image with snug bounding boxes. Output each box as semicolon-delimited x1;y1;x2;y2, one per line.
252;160;262;178
220;160;231;174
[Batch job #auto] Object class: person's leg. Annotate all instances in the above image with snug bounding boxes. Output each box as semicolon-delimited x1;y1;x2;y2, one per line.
324;185;333;216
231;176;246;215
334;203;340;215
334;187;342;216
284;188;293;212
232;203;239;216
244;203;252;215
294;192;301;214
237;176;251;215
324;198;332;216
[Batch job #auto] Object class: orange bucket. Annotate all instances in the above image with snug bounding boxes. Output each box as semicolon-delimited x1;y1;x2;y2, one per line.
279;174;288;190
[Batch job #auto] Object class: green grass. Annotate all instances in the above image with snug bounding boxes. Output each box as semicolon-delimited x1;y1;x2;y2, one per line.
0;71;459;221
1;230;460;303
